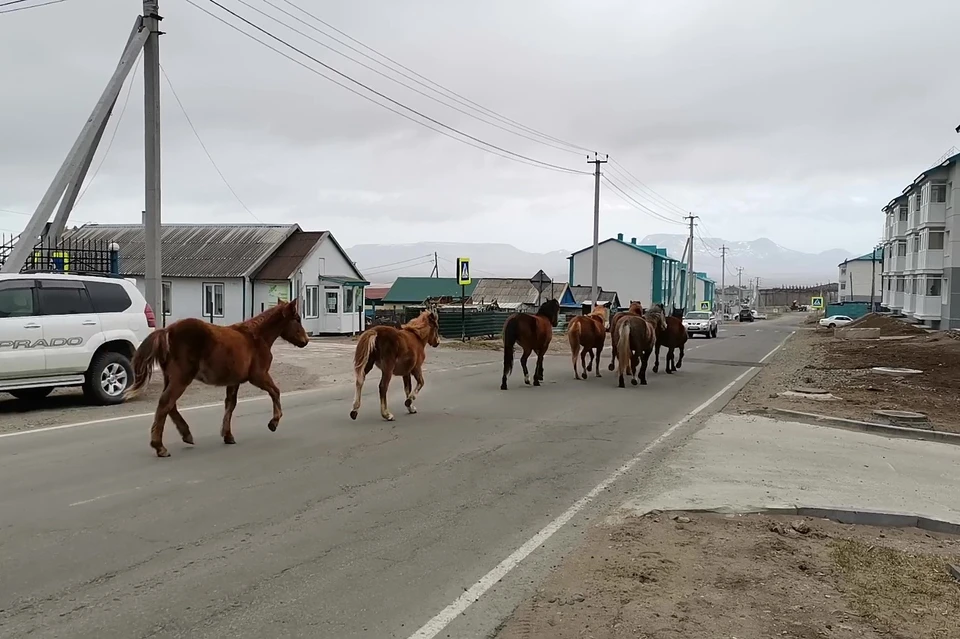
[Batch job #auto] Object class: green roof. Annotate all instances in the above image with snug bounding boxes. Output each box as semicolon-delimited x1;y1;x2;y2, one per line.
383;277;477;303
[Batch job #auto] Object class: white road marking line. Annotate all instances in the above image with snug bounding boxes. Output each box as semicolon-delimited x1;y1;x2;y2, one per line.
759;331;795;363
70;487;142;507
406;335;794;639
0;362;498;440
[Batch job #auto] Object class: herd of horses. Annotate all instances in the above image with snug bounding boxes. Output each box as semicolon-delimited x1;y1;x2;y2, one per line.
127;295;687;458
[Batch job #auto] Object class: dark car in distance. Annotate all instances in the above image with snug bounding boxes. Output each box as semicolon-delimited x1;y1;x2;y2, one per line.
738;308;754;322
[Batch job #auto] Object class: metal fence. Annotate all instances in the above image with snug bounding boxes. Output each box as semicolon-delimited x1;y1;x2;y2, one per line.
0;233;117;274
369;306;570;340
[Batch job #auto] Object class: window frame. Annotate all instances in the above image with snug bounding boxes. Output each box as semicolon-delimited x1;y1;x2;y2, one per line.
324;286;340;314
161;281;173;316
304;285;320;319
35;279;95;316
202;282;225;318
0;279;38;319
928;231;945;250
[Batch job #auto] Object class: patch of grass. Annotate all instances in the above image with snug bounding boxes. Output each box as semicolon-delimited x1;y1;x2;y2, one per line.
830;538;960;638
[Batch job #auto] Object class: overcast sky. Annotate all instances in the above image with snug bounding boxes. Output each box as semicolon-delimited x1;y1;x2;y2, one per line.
2;0;959;262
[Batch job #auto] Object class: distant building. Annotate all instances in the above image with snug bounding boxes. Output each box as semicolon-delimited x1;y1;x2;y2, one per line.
879;150;960;328
837;249;882;303
469;277;569;311
380;277;477;310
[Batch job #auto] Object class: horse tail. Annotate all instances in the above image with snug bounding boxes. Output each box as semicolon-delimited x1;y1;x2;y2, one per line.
502;315;519;378
354;330;378;378
125;329;169;399
567;318;581;353
617;321;632;374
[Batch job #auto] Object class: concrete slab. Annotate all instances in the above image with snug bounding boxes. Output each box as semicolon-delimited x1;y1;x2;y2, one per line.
620;413;960;525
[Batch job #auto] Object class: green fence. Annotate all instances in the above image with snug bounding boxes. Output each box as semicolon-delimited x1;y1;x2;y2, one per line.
430;310;570;340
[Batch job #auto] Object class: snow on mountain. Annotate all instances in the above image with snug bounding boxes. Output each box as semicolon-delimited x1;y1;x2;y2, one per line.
347;237;854;286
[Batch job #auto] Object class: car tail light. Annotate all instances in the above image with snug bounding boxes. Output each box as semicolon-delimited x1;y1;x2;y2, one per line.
144;303;157;328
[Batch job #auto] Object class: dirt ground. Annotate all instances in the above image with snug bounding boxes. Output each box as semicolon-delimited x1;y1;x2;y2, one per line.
727;314;960;432
496;511;960;639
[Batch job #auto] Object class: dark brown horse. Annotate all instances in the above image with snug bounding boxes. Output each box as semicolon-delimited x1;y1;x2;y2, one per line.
126;298;309;458
566;304;608;379
607;301;644;373
649;303;688;374
615;306;666;388
500;298;561;390
350;308;440;421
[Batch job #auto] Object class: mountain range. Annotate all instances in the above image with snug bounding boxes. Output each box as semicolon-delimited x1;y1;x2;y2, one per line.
347;236;854;287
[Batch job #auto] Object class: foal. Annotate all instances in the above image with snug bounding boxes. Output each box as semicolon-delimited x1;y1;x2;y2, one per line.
350;308;440;421
566;304;608;379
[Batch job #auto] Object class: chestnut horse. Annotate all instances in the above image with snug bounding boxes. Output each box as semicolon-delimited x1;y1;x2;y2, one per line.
500;298;561;390
607;301;644;373
350;308;440;421
649;303;688;374
566;304;609;379
615;306;666;388
126;298;309;458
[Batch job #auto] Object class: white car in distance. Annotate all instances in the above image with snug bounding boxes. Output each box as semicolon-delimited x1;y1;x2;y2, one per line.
682;311;719;338
819;315;853;329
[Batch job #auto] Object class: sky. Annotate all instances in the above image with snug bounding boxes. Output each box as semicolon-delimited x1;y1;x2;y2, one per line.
2;0;959;262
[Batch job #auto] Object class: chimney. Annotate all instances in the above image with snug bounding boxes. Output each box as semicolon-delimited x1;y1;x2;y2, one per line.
630;237;637;244
617;233;624;241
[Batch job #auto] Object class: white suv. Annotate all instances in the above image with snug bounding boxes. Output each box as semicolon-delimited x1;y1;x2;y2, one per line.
0;273;155;404
682;310;719;338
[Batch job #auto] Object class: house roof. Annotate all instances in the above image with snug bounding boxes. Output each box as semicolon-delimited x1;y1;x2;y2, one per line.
565;285;620;306
382;277;477;303
694;271;716;284
62;223;298;278
252;230;367;282
884;150;960;210
470;278;569;306
365;286;391;301
568;237;682;262
839;248;883;266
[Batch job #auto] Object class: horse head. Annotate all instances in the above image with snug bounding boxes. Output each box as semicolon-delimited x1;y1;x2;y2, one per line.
279;297;310;348
628;301;644;314
644;305;668;331
538;298;561;327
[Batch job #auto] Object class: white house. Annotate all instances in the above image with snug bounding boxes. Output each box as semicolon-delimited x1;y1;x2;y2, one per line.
837;249;883;304
62;223;368;335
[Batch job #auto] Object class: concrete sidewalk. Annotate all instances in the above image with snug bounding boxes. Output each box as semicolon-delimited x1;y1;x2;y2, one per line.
620;412;960;524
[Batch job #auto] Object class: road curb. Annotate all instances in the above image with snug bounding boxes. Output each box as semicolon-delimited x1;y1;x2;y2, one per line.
642;506;960;536
751;407;960;447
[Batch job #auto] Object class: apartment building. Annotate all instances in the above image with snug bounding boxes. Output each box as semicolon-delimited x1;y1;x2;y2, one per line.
838;249;882;303
879;150;960;329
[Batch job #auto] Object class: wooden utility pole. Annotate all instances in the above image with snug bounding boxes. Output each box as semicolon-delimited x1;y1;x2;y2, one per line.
719;244;727;313
684;214;698;312
143;0;163;320
587;153;608;312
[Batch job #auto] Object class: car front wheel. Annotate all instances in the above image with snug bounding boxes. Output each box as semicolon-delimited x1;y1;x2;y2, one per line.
84;351;134;405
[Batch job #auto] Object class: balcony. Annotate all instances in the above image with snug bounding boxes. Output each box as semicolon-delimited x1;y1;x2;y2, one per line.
891;291;905;310
902;292;916;314
893;219;908;238
917;249;944;272
919;203;947;228
891;255;906;272
906;252;919;271
915;295;942;319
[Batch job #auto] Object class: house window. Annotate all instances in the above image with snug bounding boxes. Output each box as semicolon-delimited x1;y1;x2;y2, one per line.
914;192;921;212
926;278;942;297
928;231;945;250
325;288;339;313
840;282;846;290
161;281;172;316
932;184;947;203
896;240;906;256
898;204;908;221
344;287;355;313
913;235;921;253
202;282;224;318
895;277;905;292
304;285;320;318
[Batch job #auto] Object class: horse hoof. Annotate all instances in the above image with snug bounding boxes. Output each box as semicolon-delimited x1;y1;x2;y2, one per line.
223;435;236;445
533;380;541;387
524;379;531;385
641;380;648;385
607;364;615;371
618;381;625;388
383;413;395;422
581;373;587;380
404;398;413;408
155;447;170;458
182;434;195;445
407;406;418;414
631;379;638;386
653;366;659;373
267;420;278;432
586;363;593;372
349;410;358;420
500;383;508;391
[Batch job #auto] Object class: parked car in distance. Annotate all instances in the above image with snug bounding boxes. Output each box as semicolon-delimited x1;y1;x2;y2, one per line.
682;310;719;338
819;315;853;329
0;273;155;404
752;309;768;320
738;308;754;322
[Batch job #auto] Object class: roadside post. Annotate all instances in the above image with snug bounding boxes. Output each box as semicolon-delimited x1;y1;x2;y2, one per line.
457;257;471;342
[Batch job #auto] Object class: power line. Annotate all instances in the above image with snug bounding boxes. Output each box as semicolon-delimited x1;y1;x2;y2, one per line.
186;0;590;176
602;175;686;226
159;63;264;223
275;0;594;156
604;163;685;222
359;253;434;272
237;0;583;156
365;258;435;276
609;158;689;217
0;0;67;15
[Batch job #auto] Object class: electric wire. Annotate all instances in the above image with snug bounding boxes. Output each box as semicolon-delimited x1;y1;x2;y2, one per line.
0;0;67;14
602;175;686;226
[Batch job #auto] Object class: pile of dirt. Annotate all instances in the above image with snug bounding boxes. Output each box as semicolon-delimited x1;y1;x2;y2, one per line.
495;512;960;639
846;313;928;336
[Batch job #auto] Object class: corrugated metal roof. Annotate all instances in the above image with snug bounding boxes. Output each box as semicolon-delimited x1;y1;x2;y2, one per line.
253;231;327;280
383;277;477;303
566;285;620;306
470;278;568;306
62;224;298;278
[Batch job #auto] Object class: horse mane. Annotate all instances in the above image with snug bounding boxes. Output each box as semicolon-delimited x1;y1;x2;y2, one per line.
535;298;560;317
242;301;289;334
587;305;608;320
402;309;436;340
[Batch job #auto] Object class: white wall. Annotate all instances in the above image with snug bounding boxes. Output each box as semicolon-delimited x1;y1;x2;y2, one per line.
838;260;881;302
570;241;653;305
134;277;247;327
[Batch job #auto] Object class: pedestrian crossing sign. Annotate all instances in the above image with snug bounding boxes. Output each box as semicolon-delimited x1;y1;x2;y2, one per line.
700;301;711;311
811;296;824;309
456;257;471;286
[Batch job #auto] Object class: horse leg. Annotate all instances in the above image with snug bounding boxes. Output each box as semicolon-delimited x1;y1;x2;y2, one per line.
653;342;661;373
579;347;589;380
676;344;685;370
161;372;195;446
639;349;651;385
149;374;190;458
402;374;417;414
665;346;674;374
594;343;603;378
630;353;640;386
378;367;395;421
220;384;240;444
405;367;425;414
608;333;617;371
533;349;545;387
249;371;283;432
570;339;581;380
520;346;533;385
350;357;376;420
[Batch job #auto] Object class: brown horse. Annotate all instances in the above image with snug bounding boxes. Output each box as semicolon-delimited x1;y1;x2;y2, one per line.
125;298;309;458
350;308;440;421
500;298;561;390
566;304;608;379
607;301;644;373
649;303;688;374
615;306;666;388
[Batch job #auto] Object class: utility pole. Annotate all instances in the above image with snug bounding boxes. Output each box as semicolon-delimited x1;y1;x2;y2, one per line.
430;252;438;278
719;245;727;314
143;0;163;320
684;213;698;312
736;267;744;308
587;153;608;312
869;244;878;311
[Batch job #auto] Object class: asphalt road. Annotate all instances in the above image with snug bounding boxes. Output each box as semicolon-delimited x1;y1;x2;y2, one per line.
0;314;800;639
